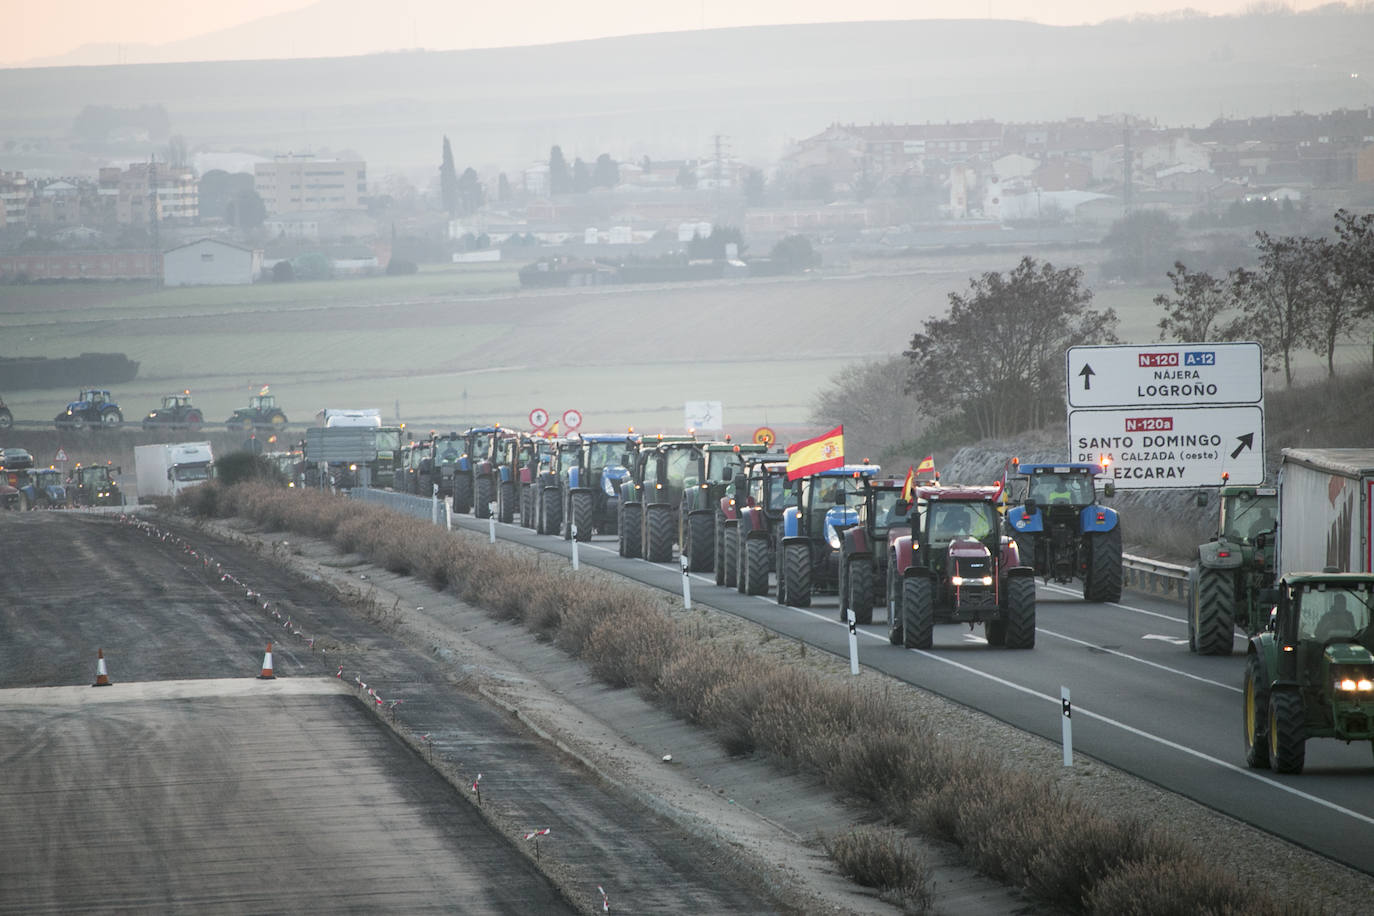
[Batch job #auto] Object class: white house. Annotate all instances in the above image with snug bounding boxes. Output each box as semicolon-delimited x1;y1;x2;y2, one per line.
163;238;261;286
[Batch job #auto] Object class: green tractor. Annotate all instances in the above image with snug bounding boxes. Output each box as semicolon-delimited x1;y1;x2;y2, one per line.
679;439;770;572
225;392;287;432
1244;572;1374;774
1188;484;1278;655
617;435;698;561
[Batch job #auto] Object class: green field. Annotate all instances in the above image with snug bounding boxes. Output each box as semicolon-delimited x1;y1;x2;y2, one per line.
1;252;1363;452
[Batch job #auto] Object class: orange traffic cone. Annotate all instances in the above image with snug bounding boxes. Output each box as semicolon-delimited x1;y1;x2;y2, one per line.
257;642;275;679
92;648;112;687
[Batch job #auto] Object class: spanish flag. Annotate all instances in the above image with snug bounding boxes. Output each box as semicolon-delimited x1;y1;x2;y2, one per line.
544;420;560;439
786;425;844;481
916;454;935;477
902;466;916;501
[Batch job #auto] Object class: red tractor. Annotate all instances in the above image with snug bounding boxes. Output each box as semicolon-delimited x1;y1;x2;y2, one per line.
886;484;1036;650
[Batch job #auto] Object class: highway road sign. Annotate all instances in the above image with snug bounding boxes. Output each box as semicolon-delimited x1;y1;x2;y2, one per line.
753;426;776;447
1068;405;1264;489
561;408;583;431
684;401;723;431
528;408;549;429
1066;342;1263;408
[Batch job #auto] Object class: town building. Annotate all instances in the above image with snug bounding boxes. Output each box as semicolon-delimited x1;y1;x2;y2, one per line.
254;154;367;214
163;238;261;286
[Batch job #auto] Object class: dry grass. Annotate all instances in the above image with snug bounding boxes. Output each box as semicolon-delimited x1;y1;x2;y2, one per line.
823;826;933;914
185;481;1323;916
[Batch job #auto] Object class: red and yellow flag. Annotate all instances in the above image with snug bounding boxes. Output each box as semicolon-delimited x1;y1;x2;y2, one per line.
544;420;560;438
902;466;916;501
786;425;844;481
915;454;935;477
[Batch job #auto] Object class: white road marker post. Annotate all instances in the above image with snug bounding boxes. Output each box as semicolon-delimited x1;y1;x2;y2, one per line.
431;484;440;525
488;502;497;543
445;496;453;531
680;553;692;609
1061;686;1073;766
571;523;580;570
845;608;860;675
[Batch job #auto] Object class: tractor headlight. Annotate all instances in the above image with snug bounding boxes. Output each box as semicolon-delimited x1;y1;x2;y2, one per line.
951;576;993;586
827;527;842;549
1335;677;1374;692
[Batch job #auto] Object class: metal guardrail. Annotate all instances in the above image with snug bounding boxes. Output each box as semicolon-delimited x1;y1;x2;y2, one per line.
350;487;445;524
1122;552;1190;600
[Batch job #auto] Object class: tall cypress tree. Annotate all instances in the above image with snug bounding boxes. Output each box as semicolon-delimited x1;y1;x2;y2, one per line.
440;136;459;217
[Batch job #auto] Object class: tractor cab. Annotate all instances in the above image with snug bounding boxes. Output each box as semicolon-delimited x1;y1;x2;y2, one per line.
249;394;276;412
70;463;124;507
1217;486;1278;547
1005;462;1122;601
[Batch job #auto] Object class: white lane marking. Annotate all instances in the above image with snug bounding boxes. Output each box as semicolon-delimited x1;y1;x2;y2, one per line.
1040;580;1182;622
1039;627;1240;693
1143;634;1190;646
904;647;1374;828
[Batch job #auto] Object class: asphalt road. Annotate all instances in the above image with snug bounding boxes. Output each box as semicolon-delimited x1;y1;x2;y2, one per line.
451;509;1374;877
0;512;789;914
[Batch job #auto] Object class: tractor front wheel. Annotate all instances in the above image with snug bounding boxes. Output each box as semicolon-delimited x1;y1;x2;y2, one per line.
474;476;493;519
453;476;473;515
618;505;642;559
901;577;934;650
687;512;714;572
782;542;811;607
645;505;674;562
744;537;770;596
1003;576;1036;649
1243;653;1271;770
1269;690;1307;775
847;558;874;625
498;481;516;524
722;522;739;589
570;491;594;541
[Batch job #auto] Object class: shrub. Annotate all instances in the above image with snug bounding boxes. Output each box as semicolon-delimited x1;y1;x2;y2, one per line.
386;257;418;275
824;826;932;914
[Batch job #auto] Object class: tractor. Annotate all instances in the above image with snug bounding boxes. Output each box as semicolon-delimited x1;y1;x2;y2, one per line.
488;430;536;524
1004;462;1123;602
18;467;68;509
465;425;520;521
887;484;1036;650
1188;484;1278;655
679;439;770;571
55;388;123;429
721;455;790;591
518;434;555;529
1244;572;1374;774
143;391;204;430
451;425;504;517
225;392;288;432
558;432;638;541
775;464;882;607
616;435;698;561
529;436;578;536
837;476;909;625
68;463;125;507
1;448;35;509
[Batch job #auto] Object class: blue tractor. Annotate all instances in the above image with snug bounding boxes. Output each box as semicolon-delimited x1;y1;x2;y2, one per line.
1005;462;1123;602
776;464;882;608
559;432;638;541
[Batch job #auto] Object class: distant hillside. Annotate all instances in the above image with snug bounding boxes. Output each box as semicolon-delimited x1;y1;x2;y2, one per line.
2;12;1373;176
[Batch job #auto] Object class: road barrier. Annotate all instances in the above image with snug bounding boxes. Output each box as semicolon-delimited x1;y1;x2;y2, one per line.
1122;553;1190;599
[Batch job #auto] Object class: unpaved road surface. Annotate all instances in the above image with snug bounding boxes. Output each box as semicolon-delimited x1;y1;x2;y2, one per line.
0;512;802;914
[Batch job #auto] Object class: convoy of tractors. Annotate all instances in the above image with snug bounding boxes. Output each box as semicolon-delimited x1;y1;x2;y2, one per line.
6;379;1374;776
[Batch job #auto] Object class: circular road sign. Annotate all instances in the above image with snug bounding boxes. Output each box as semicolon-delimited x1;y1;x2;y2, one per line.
562;409;583;431
753;426;776;447
529;407;550;429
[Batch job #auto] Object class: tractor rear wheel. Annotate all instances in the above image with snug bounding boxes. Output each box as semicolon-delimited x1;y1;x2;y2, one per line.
847;558;874;625
1194;566;1236;656
618;505;642;558
498;481;516;523
687;512;714;572
186;410;203;432
887;562;903;645
782;542;811;607
453;476;473;515
1003;576;1036;649
714;514;727;585
722;523;739;589
1083;526;1123;602
570;491;594;541
901;577;934;650
474;476;493;518
1243;653;1271;770
744;537;770;596
0;407;11;429
645;505;674;562
1185;567;1198;652
1269;690;1307;775
541;487;562;536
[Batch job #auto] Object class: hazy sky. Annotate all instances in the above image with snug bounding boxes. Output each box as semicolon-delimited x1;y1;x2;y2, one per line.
12;0;1331;65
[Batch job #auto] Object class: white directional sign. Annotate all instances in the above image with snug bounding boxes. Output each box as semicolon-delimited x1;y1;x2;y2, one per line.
684;400;723;431
1067;342;1263;409
1068;405;1264;488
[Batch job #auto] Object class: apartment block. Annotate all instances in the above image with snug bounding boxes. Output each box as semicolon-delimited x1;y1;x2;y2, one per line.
254;154;367;214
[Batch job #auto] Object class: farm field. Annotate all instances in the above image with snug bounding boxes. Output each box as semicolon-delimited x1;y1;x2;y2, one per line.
3;248;1363;441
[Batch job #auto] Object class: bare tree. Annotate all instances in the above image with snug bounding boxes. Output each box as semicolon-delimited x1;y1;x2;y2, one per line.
905;257;1118;439
1154;261;1239;342
810;356;923;461
1231;232;1319;387
1332;209;1374;367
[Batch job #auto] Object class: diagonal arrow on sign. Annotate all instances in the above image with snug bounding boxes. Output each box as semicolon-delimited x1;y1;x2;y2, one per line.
1230;432;1254;459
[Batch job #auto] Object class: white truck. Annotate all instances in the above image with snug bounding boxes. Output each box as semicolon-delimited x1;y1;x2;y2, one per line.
1275;448;1374;575
315;408;382;428
134;441;215;503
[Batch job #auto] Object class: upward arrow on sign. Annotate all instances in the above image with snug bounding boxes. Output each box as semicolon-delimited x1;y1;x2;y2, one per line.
1078;364;1095;390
